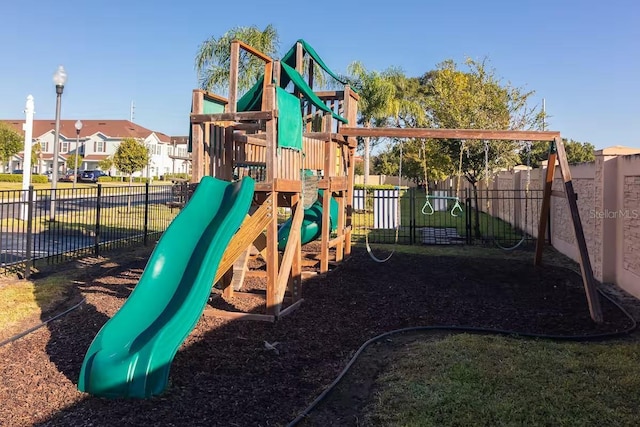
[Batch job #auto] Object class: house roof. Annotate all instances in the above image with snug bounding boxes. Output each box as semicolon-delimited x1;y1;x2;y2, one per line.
170;136;188;145
1;119;172;143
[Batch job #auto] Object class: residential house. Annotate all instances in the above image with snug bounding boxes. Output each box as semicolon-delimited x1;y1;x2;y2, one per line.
2;120;190;178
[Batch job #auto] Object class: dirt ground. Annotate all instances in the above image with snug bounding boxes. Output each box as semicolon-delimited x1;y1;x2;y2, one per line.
0;243;637;427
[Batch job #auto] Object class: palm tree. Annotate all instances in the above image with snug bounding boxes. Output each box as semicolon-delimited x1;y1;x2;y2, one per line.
195;25;279;93
344;61;398;184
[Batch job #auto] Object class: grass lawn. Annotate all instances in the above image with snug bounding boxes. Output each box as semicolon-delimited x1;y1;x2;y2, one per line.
0;274;72;341
0;244;155;342
363;334;640;426
1;203;176;234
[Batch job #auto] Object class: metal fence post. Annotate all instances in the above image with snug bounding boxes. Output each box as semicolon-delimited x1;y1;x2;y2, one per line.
465;188;471;244
24;186;35;279
409;187;415;245
94;184;102;256
144;182;150;246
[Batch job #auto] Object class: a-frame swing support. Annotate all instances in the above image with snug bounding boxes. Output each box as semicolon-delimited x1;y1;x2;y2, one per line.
534;136;603;323
340;127;603;324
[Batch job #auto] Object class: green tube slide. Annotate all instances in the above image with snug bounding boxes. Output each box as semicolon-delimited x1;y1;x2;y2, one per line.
78;176;255;399
278;190;339;251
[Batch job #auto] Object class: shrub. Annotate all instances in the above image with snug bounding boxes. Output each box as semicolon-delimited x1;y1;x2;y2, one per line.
0;173;48;183
163;173;191;181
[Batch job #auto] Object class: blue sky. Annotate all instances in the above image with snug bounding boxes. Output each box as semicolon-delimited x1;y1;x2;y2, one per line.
2;0;638;149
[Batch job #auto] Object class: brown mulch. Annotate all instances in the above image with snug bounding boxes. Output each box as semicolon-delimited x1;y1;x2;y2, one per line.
0;243;637;427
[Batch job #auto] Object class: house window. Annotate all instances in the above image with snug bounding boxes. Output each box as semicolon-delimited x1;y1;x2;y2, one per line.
60;141;69;152
40;141;48;152
95;140;105;153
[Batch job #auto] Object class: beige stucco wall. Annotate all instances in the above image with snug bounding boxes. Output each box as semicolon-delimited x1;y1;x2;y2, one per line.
487;148;640;300
616;155;640;298
549;163;598;278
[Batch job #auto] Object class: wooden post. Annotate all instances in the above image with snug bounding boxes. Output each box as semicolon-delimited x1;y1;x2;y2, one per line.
228;41;239;113
191;90;204;183
305;57;315;132
342;86;357;257
288;194;303;303
265;85;278;184
534;142;556;265
320;112;333;273
273;60;281;87
223;125;234;180
294;42;303;100
263;83;280;315
335;189;345;262
554;136;603;323
265;191;279;316
204;123;212;177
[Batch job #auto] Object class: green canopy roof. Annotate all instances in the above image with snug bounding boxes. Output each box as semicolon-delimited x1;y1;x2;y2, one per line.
236;39;348;124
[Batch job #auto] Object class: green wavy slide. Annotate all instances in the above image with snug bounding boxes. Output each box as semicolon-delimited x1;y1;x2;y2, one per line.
78;176;255;398
277;190;339;251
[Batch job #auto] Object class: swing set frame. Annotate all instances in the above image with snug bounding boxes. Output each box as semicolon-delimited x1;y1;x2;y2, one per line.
340;126;603;324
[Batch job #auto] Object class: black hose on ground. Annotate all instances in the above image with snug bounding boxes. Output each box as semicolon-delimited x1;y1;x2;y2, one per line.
286;287;638;427
0;298;86;348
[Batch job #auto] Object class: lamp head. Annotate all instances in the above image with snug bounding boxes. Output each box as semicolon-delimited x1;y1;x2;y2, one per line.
75;120;83;132
53;66;67;87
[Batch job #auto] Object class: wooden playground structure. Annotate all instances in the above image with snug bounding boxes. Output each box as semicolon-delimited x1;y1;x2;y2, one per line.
189;39;603;323
190;40;359;321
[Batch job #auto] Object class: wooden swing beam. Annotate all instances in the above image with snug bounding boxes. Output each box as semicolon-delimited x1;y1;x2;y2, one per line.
340;126;603;324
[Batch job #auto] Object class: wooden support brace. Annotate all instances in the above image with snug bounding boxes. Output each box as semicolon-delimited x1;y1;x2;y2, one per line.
534;148;557;265
554;136;603;323
276;198;305;304
205;308;275;323
214;200;273;285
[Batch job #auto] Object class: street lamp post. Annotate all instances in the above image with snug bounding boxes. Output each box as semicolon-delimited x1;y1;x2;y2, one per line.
50;65;67;221
73;120;83;189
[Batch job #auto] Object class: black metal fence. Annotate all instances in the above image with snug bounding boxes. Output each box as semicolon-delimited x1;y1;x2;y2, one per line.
0;183;187;277
352;187;546;248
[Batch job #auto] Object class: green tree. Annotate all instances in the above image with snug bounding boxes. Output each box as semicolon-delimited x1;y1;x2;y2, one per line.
522;139;595;167
114;138;149;211
66;154;83;171
98;157;114;172
564;139;595;164
31;141;42;169
114;138;148;180
196;24;279;93
0;122;23;167
423;58;542;237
